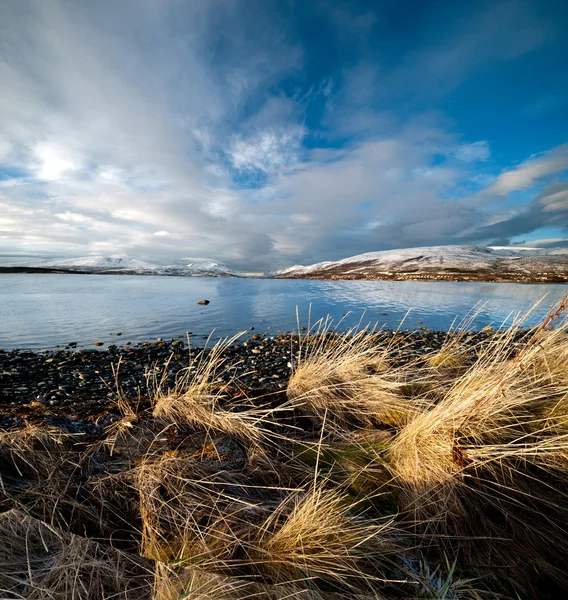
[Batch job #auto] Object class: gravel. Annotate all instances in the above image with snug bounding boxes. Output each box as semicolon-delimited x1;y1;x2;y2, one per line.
0;329;519;432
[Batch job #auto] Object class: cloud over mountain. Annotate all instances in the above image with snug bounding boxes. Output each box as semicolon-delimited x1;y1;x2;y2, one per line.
0;0;567;270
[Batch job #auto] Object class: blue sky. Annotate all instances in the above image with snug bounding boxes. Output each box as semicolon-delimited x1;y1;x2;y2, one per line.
0;0;567;270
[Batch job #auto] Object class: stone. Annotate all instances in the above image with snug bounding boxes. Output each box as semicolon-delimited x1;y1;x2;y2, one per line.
197;299;210;305
194;436;246;470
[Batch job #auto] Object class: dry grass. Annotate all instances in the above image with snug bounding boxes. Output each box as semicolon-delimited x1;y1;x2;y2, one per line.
426;351;466;371
287;324;422;430
250;485;397;586
151;563;253;599
152;334;272;446
0;509;152;599
0;425;109;534
130;449;281;573
1;298;568;598
150;562;362;599
387;303;568;587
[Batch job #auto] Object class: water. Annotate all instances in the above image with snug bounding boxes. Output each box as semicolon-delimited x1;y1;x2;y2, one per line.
0;274;566;350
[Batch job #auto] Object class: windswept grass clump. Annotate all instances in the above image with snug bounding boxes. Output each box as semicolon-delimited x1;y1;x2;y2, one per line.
251;485;396;586
132;451;269;568
287;323;422;430
0;509;152;599
1;298;568;598
0;425;111;535
426;350;466;371
152;334;271;445
387;303;568;589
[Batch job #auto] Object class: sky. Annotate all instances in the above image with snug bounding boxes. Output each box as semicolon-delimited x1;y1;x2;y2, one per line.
1;0;567;271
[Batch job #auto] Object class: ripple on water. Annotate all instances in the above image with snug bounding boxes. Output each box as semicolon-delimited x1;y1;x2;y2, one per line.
0;274;566;350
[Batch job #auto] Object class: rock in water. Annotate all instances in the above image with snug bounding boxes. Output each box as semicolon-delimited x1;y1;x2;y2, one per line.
197;299;210;305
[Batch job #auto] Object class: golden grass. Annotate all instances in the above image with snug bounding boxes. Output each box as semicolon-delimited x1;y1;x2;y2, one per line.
426;350;466;370
287;324;422;430
386;303;568;587
131;450;275;571
152;334;272;446
2;297;568;598
250;485;397;586
0;509;152;599
150;562;374;599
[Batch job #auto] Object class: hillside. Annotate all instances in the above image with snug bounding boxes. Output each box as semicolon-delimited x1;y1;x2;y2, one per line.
0;256;237;277
267;245;568;283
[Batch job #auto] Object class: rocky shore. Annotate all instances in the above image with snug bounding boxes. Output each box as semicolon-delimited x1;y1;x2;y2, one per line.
0;329;515;432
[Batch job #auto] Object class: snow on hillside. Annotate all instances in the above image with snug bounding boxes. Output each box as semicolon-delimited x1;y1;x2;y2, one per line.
20;256;236;277
184;260;237;276
264;262;333;277
28;256;156;270
267;245;568;279
332;245;513;270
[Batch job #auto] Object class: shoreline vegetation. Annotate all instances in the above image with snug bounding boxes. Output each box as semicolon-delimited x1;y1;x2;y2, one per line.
2;264;567;283
1;298;568;598
274;270;568;283
0;266;236;277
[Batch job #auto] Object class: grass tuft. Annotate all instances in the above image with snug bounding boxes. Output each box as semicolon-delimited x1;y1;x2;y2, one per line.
287;323;421;430
0;509;152;599
250;484;398;586
152;334;271;445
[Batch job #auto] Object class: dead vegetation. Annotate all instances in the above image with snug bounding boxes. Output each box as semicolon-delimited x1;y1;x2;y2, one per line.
1;298;568;599
287;324;422;430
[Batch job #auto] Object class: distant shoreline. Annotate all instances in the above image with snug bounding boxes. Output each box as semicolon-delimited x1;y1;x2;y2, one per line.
1;266;566;283
274;271;568;284
267;245;568;283
0;267;236;277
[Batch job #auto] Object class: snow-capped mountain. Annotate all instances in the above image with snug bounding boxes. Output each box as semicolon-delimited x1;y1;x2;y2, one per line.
266;246;568;283
14;256;237;277
27;256;157;271
184;260;237;276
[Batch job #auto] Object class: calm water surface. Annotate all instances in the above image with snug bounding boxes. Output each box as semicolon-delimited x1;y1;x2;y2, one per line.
0;274;566;350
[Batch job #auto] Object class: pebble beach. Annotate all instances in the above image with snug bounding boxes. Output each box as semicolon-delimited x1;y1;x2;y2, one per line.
0;328;514;432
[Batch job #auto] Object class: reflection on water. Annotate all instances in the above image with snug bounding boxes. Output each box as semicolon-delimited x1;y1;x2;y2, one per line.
0;274;566;350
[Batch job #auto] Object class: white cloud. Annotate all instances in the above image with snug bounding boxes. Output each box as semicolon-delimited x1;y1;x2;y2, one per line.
34;143;79;181
455;141;490;162
540;189;568;212
0;0;565;271
55;212;93;224
97;167;123;183
229;127;304;173
0;140;13;160
488;146;568;195
290;214;312;224
525;237;568;247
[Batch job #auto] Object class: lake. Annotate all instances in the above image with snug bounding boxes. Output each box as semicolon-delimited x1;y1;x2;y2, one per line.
0;274;566;350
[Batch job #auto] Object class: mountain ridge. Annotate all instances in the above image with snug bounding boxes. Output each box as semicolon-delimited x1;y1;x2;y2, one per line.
0;256;237;277
265;245;568;283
